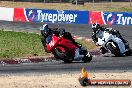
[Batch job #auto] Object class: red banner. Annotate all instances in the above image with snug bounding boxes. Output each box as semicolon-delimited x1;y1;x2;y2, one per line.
89;11;105;25
13;8;27;22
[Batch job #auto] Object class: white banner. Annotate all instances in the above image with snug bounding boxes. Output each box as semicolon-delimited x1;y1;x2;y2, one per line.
0;7;14;21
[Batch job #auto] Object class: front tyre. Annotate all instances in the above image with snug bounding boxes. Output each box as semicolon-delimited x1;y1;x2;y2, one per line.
53;48;73;63
107;42;121;56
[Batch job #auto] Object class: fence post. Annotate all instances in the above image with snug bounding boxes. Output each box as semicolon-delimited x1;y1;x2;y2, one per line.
130;0;132;7
110;0;112;7
92;0;94;7
76;0;77;5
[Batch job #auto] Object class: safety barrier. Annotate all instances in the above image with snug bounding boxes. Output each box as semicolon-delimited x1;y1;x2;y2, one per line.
89;11;132;25
0;7;14;21
0;7;132;25
13;8;88;24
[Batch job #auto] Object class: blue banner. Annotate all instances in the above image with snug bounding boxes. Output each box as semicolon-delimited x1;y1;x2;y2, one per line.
103;12;132;25
25;9;88;24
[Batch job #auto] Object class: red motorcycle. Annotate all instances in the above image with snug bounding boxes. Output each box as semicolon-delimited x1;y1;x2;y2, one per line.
45;34;92;63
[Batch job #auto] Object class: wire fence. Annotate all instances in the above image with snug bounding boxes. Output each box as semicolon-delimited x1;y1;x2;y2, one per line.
0;0;130;2
1;0;131;7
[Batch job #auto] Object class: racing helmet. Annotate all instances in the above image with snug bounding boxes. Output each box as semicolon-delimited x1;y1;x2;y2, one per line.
92;23;101;31
40;24;51;36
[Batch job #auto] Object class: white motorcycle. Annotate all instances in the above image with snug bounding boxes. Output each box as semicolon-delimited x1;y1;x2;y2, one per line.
93;28;132;56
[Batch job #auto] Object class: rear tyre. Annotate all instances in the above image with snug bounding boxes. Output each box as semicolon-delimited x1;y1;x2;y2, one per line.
107;42;121;56
53;48;73;63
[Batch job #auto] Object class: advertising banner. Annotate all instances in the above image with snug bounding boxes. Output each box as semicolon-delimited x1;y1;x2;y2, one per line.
24;9;89;24
89;11;105;25
89;11;132;25
0;7;14;21
13;8;132;25
103;12;132;25
13;8;27;22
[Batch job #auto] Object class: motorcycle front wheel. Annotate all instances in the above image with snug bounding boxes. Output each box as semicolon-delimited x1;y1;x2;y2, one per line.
53;47;73;63
107;42;121;56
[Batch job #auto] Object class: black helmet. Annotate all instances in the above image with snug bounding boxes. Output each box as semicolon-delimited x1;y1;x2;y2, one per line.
92;23;100;31
40;24;51;37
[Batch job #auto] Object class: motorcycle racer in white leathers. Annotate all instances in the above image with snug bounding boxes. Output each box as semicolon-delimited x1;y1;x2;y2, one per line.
91;23;132;56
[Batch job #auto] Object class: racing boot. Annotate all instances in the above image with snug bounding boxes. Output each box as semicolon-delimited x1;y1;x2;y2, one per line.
125;50;132;56
125;45;132;56
120;41;132;56
122;40;131;53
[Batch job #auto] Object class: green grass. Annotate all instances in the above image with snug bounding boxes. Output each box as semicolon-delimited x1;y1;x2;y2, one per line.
0;30;96;59
0;30;48;58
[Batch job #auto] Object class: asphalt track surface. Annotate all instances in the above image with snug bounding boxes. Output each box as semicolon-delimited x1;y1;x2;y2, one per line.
0;21;132;74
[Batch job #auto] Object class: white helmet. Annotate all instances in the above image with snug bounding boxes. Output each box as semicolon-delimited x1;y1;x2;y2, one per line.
40;24;48;31
92;23;100;31
40;24;51;36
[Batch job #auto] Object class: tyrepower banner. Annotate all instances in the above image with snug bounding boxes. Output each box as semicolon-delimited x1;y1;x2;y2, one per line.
89;11;132;25
13;8;132;25
13;8;89;24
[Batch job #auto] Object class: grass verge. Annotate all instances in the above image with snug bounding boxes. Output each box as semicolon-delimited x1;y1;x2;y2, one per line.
0;30;96;59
